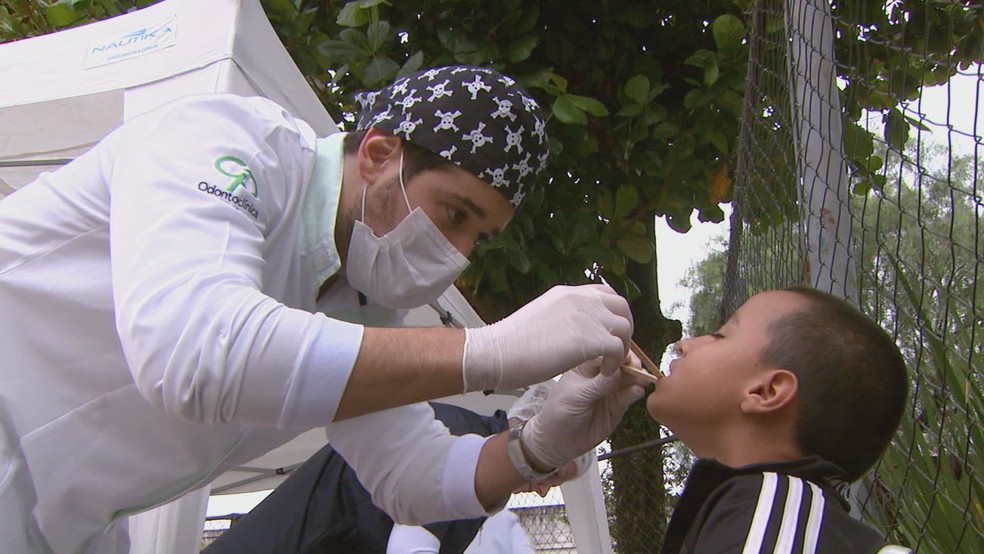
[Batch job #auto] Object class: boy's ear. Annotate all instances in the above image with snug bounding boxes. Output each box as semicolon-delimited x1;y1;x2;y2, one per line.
357;128;402;185
740;369;798;415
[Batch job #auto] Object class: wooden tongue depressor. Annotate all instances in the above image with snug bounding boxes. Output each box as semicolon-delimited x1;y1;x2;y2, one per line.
619;339;662;384
629;340;661;375
620;364;662;385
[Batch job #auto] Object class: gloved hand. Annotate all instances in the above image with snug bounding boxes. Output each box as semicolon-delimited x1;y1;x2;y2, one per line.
506;380;556;422
519;355;646;471
462;284;632;393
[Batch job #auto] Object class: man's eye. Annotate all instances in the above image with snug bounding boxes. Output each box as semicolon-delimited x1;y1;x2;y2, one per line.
447;206;467;224
710;332;724;339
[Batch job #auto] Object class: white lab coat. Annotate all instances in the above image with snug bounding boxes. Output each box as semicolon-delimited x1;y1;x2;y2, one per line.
0;94;486;554
463;511;535;554
385;511;534;554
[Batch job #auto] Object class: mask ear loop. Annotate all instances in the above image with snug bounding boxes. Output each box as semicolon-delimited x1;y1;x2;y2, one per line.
397;148;412;214
362;146;412;226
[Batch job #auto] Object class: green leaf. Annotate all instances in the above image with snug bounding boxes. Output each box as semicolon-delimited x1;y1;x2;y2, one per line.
884;109;910;151
317;37;368;64
641;104;667;126
552;95;587;125
710;129;729;154
625;74;650;105
652;121;679;140
614;185;638;219
703;62;720;86
397;51;424;78
46;0;88;27
336;1;369;27
366;20;391;51
513;6;540;34
507;247;531;273
665;212;693;233
616;104;644;118
262;0;297;19
596;187;614;220
712;14;746;57
842;121;874;159
340;27;371;49
684;49;714;68
364;55;399;86
567;216;596;249
715;90;744;118
567;94;609;117
548;72;569;94
683;89;703;109
505;35;538;63
616;234;653;264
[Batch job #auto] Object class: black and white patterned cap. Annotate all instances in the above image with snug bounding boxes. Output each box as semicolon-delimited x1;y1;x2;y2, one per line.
355;65;549;207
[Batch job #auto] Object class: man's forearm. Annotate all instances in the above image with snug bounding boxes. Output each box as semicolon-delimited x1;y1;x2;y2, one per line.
334;326;465;420
474;432;527;509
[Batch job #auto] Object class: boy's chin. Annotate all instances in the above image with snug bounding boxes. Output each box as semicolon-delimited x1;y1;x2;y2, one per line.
644;393;668;421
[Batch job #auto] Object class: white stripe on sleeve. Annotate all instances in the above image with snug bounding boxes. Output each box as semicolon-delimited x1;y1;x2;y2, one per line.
802;482;826;554
774;476;804;554
743;472;780;554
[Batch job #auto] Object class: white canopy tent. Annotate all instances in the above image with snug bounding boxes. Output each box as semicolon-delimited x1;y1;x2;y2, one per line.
0;1;613;552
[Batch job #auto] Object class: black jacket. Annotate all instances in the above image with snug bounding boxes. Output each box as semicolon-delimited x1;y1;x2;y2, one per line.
661;456;911;554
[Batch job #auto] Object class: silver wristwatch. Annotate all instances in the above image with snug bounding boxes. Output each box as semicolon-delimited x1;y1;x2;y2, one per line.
506;421;559;481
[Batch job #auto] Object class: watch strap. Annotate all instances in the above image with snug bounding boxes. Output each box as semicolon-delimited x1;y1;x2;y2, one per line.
506;421;559;481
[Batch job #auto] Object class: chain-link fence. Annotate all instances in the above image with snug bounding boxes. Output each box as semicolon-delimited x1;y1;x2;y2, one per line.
201;514;243;550
509;498;577;552
723;0;982;552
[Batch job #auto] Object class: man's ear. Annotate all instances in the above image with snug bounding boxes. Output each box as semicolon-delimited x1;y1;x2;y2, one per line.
356;128;402;185
740;369;798;414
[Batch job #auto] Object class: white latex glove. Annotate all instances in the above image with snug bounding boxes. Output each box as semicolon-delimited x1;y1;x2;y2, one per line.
462;284;632;392
519;356;646;471
506;380;556;421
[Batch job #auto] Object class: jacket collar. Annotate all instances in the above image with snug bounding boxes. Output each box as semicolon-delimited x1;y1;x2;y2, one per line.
662;456;852;553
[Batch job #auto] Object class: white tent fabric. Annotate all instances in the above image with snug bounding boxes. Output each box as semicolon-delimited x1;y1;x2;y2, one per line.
0;1;613;552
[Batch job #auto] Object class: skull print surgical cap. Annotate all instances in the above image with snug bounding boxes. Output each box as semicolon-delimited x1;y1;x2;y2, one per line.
355;65;549;207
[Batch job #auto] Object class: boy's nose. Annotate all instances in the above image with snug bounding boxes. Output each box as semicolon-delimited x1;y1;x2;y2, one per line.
675;339;691;356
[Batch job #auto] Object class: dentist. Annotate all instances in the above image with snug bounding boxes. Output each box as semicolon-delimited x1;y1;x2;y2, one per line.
0;65;641;553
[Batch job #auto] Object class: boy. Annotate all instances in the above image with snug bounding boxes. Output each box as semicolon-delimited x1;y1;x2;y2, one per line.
648;287;911;553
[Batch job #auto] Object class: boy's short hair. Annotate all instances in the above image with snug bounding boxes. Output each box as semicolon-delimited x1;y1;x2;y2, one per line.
760;286;908;481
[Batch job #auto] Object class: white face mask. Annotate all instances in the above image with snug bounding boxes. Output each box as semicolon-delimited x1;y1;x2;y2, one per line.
345;152;470;309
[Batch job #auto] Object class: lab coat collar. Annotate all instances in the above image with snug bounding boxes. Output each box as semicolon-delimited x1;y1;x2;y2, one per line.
303;132;346;294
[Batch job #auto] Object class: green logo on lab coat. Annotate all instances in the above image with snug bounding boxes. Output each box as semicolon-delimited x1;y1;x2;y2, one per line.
214;156;258;197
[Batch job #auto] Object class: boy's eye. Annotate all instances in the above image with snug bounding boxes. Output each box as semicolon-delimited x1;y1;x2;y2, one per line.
709;332;725;339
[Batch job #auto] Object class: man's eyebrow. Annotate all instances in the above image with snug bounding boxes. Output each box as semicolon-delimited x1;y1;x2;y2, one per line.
446;191;487;219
